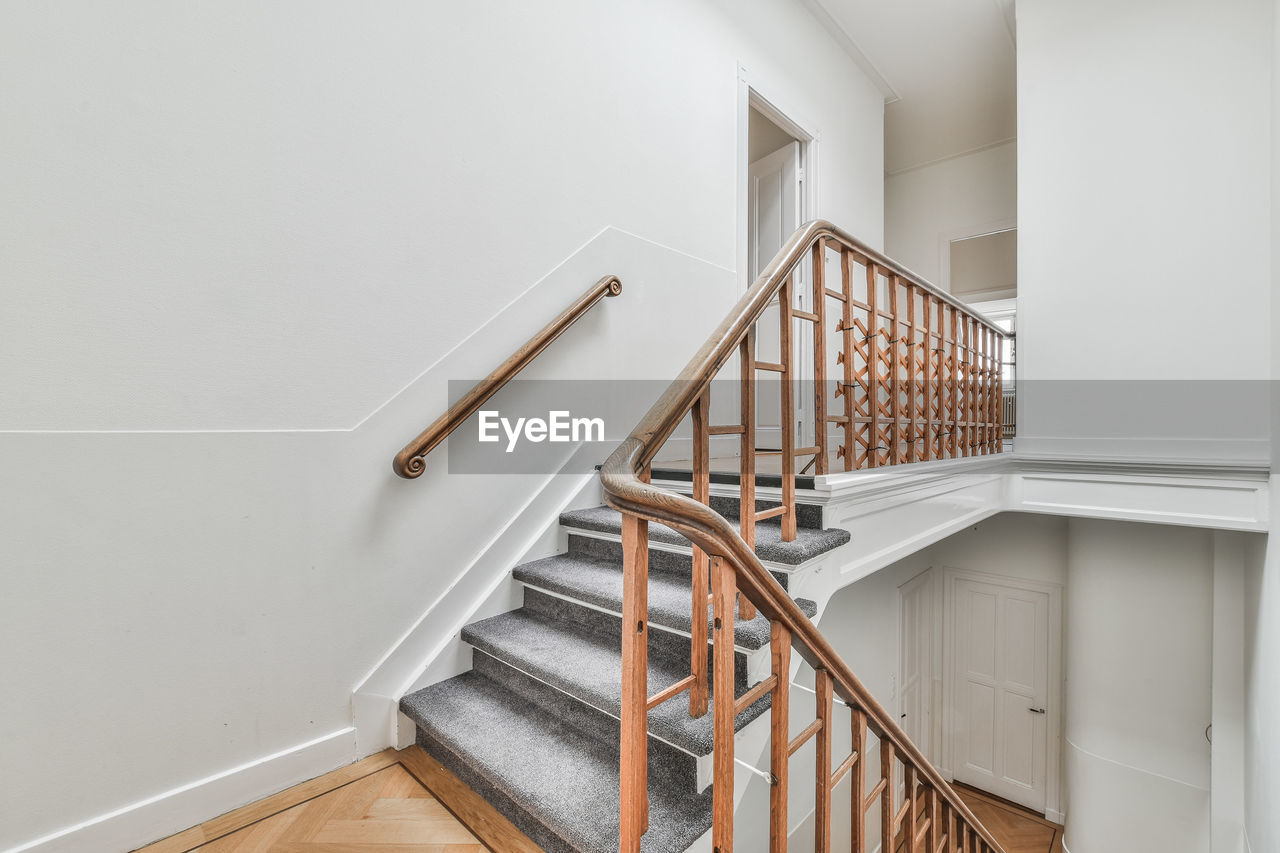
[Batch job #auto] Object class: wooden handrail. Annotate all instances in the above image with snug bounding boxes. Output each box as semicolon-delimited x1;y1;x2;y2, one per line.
393;275;622;478
601;220;1009;852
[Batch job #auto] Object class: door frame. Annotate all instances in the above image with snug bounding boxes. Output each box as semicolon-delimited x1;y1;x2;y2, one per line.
737;67;821;449
941;566;1065;823
736;64;821;295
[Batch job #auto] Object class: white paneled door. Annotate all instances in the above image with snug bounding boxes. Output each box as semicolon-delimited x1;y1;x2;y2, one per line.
952;576;1050;812
748;141;812;445
899;570;934;761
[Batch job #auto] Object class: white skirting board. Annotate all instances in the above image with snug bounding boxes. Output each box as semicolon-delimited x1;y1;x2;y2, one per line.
3;727;357;853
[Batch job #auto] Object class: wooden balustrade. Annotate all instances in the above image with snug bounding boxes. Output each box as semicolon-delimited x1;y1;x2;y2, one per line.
600;220;1010;853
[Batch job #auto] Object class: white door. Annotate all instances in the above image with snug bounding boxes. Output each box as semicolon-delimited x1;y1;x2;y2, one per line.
952;576;1050;812
899;570;934;761
748;142;812;449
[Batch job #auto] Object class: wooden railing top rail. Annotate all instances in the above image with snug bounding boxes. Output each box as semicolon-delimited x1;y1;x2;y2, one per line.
611;220;1004;475
393;274;622;478
600;219;1008;851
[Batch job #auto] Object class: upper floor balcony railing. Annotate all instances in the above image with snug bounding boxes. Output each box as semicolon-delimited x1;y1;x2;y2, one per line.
602;219;1012;852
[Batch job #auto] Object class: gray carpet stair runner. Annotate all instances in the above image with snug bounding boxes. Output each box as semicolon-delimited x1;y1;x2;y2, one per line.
400;497;850;852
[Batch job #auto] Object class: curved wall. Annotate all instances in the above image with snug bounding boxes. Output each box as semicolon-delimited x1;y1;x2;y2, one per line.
1064;519;1212;853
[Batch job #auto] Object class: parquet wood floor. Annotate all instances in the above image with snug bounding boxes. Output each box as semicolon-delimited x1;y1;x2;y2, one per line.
135;747;539;853
954;784;1064;853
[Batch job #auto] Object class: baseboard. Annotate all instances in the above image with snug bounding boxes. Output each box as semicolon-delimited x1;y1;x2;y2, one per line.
4;727;357;853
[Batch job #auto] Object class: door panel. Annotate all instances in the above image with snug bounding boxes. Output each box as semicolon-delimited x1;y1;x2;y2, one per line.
953;577;1050;812
898;570;934;762
748;142;809;442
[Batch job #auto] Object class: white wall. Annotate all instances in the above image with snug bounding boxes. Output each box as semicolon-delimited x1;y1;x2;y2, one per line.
0;1;886;850
1016;0;1272;462
822;512;1066;729
1244;498;1279;853
884;140;1016;289
1252;0;1280;848
818;511;1067;851
1064;518;1213;853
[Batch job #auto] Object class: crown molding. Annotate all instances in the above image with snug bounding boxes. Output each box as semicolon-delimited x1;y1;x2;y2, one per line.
799;0;901;104
886;136;1017;177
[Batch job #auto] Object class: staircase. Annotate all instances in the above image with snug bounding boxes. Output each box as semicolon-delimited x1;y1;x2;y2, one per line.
392;220;1011;852
399;494;849;852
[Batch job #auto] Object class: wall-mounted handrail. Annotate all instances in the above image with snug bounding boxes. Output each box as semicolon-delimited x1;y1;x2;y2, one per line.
393;275;622;478
601;220;1010;852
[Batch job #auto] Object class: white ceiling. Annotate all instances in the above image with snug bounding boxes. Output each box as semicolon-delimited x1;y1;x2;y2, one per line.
808;0;1017;174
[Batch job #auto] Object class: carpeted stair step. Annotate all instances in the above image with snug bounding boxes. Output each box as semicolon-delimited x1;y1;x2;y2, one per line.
470;649;698;791
702;493;826;530
559;505;850;566
460;597;770;758
650;465;820;492
513;550;818;651
566;533;796;592
400;670;712;853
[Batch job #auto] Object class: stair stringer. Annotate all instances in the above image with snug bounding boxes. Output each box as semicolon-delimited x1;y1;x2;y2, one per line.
352;470;604;754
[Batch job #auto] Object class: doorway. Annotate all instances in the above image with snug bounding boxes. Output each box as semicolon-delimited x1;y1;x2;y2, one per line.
899;568;936;762
744;94;814;450
944;569;1063;816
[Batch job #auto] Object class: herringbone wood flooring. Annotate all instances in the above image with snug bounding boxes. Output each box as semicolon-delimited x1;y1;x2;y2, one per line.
190;764;482;851
136;747;541;853
954;785;1063;853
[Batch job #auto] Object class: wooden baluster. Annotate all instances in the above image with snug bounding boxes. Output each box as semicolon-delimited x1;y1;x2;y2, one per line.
927;785;939;852
905;765;918;853
989;328;999;454
904;284;917;464
711;556;737;852
620;509;650;850
967;315;977;455
815;669;833;853
690;390;711;719
887;275;902;464
921;293;933;462
812;241;828;475
960;318;972;457
948;305;960;459
840;249;857;472
967;320;977;450
866;263;880;468
983;325;993;455
850;709;866;853
780;277;797;542
739;331;758;622
770;621;792;853
941;306;949;458
995;333;1004;452
880;742;895;853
